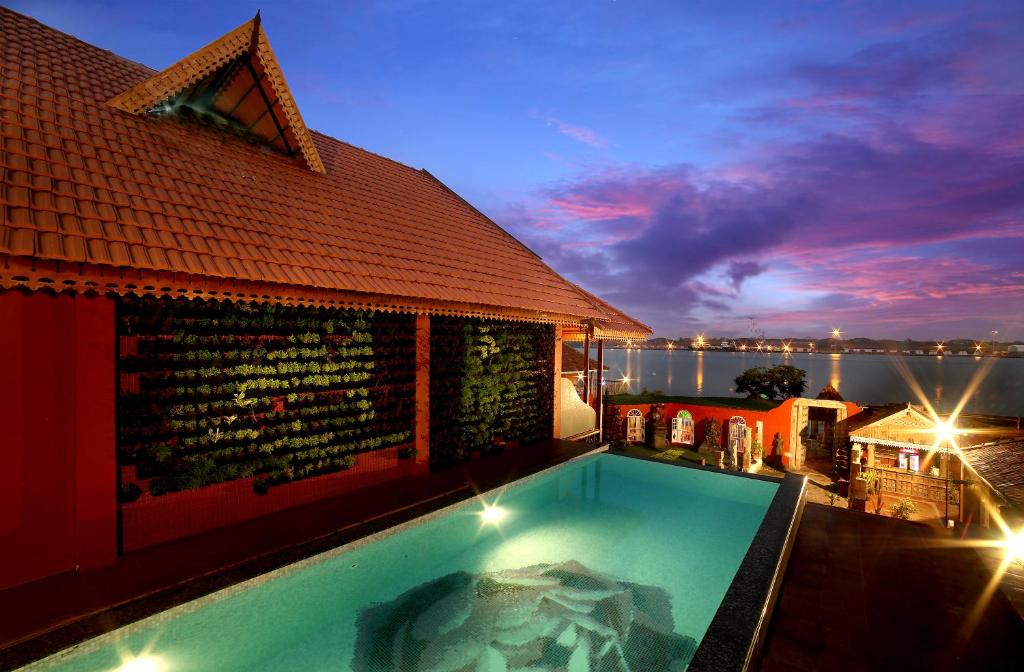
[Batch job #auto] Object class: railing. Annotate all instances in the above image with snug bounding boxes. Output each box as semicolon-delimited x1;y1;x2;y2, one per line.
864;466;959;513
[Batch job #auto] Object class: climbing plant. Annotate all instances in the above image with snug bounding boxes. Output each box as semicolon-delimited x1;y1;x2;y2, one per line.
429;317;554;467
116;296;415;495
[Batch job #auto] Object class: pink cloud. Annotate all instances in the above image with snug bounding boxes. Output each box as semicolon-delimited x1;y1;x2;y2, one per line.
545;117;611;148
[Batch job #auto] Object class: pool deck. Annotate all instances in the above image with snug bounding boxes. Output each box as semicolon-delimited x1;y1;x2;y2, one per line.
760;503;1024;671
0;439;595;669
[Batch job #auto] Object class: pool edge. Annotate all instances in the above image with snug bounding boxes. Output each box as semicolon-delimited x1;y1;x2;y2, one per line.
688;468;807;672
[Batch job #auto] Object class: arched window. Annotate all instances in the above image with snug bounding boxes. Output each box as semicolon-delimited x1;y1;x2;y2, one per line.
626;409;645;443
728;416;747;454
672;410;694;445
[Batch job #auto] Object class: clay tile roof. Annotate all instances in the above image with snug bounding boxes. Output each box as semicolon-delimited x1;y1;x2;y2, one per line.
0;7;650;338
569;284;651;341
961;438;1024;512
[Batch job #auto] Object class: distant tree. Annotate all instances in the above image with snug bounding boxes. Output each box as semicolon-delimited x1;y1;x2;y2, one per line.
734;367;777;399
735;365;807;400
772;365;808;398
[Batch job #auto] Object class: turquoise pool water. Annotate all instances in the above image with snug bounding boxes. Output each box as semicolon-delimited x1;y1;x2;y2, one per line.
33;454;778;672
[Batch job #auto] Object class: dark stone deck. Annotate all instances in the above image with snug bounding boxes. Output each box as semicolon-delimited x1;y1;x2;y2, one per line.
760;503;1024;672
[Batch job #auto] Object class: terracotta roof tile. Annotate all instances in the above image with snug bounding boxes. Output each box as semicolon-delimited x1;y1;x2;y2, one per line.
0;6;648;336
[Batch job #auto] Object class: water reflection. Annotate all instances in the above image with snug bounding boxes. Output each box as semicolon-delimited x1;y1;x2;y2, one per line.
666;349;673;388
597;349;1024;416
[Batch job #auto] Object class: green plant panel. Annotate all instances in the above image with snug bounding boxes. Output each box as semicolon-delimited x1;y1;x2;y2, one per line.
116;296;415;495
429;317;554;467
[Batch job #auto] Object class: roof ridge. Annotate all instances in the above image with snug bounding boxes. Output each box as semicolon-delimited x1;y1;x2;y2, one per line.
418;169;546;263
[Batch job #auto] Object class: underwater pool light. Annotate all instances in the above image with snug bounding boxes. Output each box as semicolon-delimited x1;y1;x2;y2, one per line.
117;656;160;672
480;504;506;525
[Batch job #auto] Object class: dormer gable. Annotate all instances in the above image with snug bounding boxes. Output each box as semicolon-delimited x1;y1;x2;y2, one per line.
107;12;325;174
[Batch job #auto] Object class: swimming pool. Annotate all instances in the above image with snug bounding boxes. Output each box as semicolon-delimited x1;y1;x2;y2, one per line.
24;452;800;672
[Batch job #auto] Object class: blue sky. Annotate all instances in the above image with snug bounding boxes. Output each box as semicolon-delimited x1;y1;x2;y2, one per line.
12;0;1024;340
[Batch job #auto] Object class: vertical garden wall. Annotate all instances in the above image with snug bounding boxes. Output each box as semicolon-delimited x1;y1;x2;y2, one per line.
116;296;416;496
429;317;555;467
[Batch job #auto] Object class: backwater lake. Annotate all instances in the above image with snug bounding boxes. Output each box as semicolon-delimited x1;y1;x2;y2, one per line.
595;349;1024;417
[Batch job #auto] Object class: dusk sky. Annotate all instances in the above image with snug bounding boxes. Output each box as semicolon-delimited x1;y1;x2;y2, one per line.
12;0;1024;340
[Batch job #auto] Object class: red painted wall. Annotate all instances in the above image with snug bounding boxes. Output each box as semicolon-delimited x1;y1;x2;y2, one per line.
612;398;862;467
614;402;782;455
0;290;116;590
121;449;427;551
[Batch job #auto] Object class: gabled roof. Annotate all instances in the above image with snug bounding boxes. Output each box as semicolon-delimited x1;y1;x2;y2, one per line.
107;13;324;174
0;7;650;338
847;404;938;448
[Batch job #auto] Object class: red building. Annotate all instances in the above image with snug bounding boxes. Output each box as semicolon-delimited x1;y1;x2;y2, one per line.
0;8;648;593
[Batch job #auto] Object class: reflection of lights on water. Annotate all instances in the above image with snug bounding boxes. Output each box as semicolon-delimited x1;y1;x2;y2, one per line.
117;656;161;672
695;351;704;394
829;353;841;390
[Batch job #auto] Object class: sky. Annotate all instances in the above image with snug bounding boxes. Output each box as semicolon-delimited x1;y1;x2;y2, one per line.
11;0;1024;340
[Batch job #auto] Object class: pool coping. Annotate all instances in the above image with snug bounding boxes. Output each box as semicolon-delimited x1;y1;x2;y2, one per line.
609;451;807;672
16;445;609;671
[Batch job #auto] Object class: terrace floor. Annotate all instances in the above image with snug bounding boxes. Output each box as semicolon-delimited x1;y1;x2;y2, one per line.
0;439;595;669
760;503;1024;671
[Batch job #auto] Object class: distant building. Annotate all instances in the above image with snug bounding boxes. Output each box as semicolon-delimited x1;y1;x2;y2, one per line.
1009;344;1024;354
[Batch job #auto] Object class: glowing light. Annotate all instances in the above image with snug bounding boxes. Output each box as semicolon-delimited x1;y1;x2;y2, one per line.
782;341;792;354
694;333;706;349
974;343;983;353
932;418;960;450
480;504;506;525
1006;530;1024;564
116;657;160;672
739;344;747;351
831;327;842;339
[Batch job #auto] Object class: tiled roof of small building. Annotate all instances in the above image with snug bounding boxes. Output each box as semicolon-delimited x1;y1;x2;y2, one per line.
961;438;1024;512
0;7;649;338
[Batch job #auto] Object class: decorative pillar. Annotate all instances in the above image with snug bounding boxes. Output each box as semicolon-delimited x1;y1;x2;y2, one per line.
414;314;430;464
552;324;564;439
582;333;591;408
595;339;605;439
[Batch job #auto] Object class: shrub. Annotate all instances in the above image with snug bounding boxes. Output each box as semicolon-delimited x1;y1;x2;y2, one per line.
890;498;917;520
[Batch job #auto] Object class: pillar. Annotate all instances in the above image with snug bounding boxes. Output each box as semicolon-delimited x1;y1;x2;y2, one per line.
582;333;591;408
553;325;564;439
595;339;604;439
414;314;430;464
